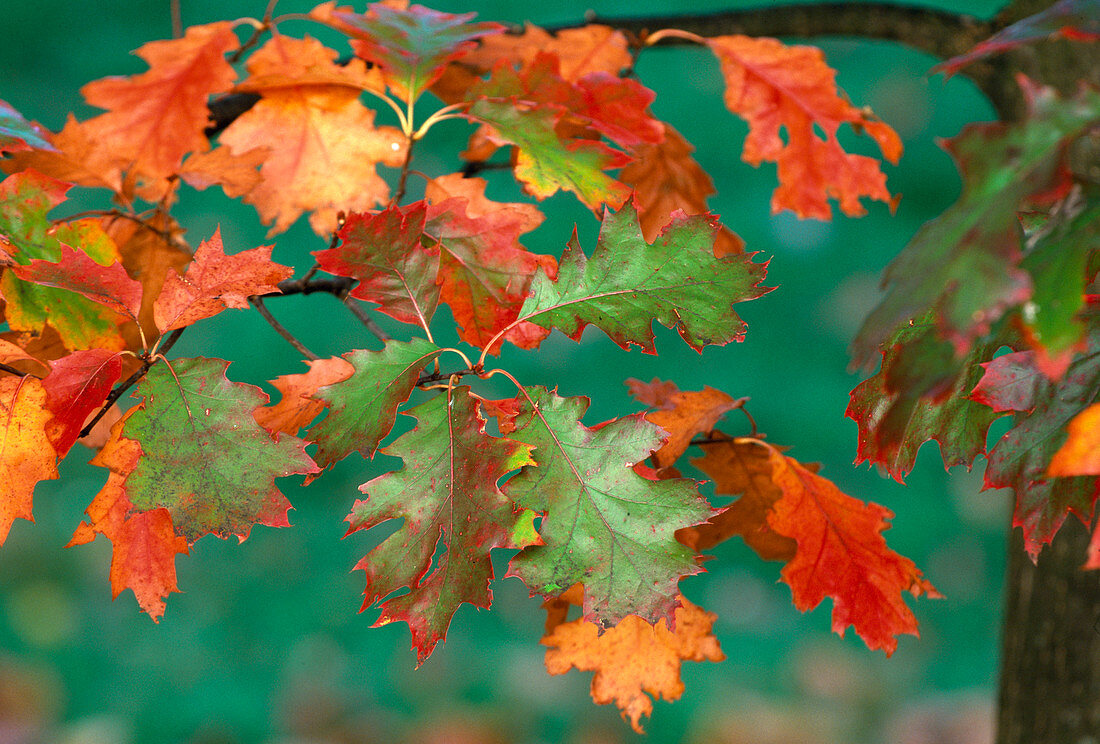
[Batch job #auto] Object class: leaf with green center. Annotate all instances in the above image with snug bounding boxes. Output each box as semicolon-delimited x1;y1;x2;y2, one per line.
346;385;537;664
504;386;711;627
0;173;131;349
847;320;1006;482
121;357;319;542
313;203;440;329
319;3;503;102
852;82;1100;366
981;343;1100;558
11;243;144;324
308;338;443;469
514;201;769;353
1017;194;1100;374
0;99;53;154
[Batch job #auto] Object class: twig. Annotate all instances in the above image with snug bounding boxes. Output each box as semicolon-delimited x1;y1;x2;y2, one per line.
274;275;354;297
392;135;417;205
78;328;186;439
342;296;390;341
249;295;320;360
0;362;31;378
170;0;183;38
417;367;478;386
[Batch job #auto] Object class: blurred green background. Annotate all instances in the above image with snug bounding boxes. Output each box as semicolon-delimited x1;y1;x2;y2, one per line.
0;0;1016;742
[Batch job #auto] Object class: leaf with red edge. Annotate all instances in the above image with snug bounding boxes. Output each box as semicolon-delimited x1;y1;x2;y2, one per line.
847;320;1006;482
41;349;123;455
218;35;406;236
515;202;770;353
316;2;503;102
11;243;144;323
626;380;743;469
936;0;1100;76
1;173;130;350
153;228;292;332
969;350;1045;413
465;58;636;211
541;586;724;734
0;375;59;544
69;418;188;621
424;181;557;352
346;385;537;664
313;203;440;329
757;440;938;654
120;357;319;542
308;337;442;469
253;357;355;437
982;344;1100;559
79;22;239;196
0;99;53;154
706;35;901;220
679;438;797;561
852;82;1100;366
504;386;712;628
3;115;123;193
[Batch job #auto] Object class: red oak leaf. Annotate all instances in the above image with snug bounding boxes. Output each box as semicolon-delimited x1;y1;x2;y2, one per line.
707;35;900;219
40;349;123;455
153;228;292;332
68;417;189;621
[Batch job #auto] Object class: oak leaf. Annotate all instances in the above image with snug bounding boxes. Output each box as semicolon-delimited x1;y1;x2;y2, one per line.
253;357;355;437
218;35;406;235
79;22;239;197
504;387;712;627
347;385;537;663
69;418;188;621
516;201;769;353
0;99;53;154
626;380;744;469
153;228;292;332
542;585;724;734
707;35;901;220
119;357;319;541
759;440;938;654
0;375;58;543
40;349;123;455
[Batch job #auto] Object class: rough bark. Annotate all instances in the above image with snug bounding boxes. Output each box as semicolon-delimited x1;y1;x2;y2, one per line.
997;520;1100;744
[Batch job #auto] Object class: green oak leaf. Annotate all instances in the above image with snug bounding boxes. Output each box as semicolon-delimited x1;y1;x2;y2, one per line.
122;357;319;541
847;318;1006;482
504;386;711;627
309;337;443;469
346;385;537;664
515;201;769;353
852;82;1100;366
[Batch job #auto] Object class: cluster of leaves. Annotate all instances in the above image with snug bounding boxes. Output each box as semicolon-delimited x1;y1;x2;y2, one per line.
1;0;1091;730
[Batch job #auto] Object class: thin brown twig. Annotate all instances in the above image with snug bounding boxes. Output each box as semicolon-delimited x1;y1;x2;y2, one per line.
250;295;320;360
342;297;390;341
391;135;417;205
0;362;31;378
170;0;183;38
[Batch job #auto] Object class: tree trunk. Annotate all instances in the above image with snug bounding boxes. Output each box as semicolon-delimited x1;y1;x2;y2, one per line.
996;518;1100;743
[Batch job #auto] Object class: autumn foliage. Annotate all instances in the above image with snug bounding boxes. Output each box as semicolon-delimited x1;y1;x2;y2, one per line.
1;0;1098;731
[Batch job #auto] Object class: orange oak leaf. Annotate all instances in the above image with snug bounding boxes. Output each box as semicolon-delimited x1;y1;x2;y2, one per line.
1048;403;1100;476
424;176;557;351
627;380;744;468
253;357;355;436
68;416;188;621
624;377;681;409
758;440;938;654
707;35;901;219
0;375;59;544
79;22;239;197
153;228;292;332
218;35;407;235
678;438;797;560
40;349;124;456
178;146;268;199
3;115;124;193
619;125;745;254
542;585;725;734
